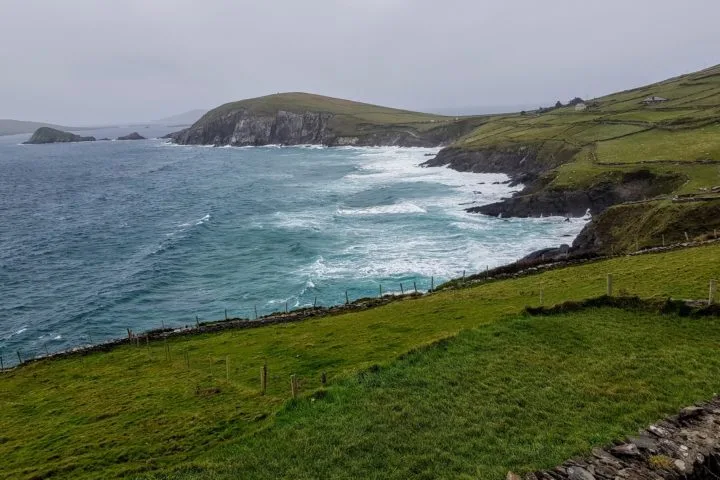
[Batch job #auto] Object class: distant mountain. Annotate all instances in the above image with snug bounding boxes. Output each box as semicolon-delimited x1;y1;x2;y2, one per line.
0;119;77;137
153;109;208;126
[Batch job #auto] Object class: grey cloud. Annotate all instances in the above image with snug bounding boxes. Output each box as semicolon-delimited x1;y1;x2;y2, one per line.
0;0;718;124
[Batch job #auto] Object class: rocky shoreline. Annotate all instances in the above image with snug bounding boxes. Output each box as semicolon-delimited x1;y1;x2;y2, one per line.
423;146;686;255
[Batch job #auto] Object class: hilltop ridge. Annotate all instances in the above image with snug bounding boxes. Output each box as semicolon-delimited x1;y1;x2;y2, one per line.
168;92;485;147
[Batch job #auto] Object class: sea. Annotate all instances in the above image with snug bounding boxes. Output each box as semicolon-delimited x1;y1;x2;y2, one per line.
0;125;588;364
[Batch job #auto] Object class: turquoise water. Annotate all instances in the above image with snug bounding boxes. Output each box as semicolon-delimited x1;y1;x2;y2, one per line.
0;131;587;363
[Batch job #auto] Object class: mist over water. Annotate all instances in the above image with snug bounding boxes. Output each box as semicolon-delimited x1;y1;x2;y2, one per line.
0;137;587;362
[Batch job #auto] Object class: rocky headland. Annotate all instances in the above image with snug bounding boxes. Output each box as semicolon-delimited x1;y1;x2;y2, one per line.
23;127;96;144
167;92;484;148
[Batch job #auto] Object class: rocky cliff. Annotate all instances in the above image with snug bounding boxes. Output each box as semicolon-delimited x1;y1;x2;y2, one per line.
167;92;485;147
425;145;688;255
170;110;335;146
24;127;96;144
168;109;475;147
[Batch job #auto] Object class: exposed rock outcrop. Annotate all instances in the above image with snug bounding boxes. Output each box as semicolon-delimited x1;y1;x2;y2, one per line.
116;132;146;140
171;109;435;147
521;396;720;480
472;170;683;218
428;145;688;256
426;148;683;218
23;127;95;144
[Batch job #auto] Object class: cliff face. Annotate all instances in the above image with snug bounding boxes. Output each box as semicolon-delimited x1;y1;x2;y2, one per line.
168;109;480;148
171;110;334;146
426;145;689;255
24;127;95;144
426;147;683;218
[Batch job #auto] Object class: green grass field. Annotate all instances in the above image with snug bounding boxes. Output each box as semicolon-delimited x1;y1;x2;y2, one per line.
157;306;720;480
452;64;720;192
2;244;719;479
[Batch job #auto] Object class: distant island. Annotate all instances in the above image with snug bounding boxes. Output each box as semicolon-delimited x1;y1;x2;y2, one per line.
23;127;96;144
0;119;95;137
116;132;146;141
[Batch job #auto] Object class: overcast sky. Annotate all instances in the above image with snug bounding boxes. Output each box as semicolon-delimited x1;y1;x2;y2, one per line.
1;0;718;125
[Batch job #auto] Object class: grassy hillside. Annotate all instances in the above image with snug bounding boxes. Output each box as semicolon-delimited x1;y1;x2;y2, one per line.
447;64;720;251
1;244;719;479
158;306;720;479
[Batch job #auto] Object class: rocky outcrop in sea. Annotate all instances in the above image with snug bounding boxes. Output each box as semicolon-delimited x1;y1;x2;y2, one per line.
116;132;146;141
23;127;95;144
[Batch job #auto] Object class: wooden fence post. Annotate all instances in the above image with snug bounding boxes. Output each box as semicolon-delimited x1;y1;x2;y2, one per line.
254;305;258;320
196;315;200;328
607;274;613;297
710;280;717;306
261;363;267;394
400;283;404;294
17;351;21;364
430;276;434;292
379;284;382;298
345;290;349;305
314;296;318;308
685;232;690;242
291;374;298;398
414;281;417;293
662;234;665;247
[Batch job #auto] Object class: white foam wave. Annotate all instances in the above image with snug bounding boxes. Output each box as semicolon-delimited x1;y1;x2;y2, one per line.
337;202;427;216
270;211;326;231
2;326;28;341
178;214;211;228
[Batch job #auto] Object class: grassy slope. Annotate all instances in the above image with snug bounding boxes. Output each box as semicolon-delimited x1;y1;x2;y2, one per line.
159;307;720;480
453;64;720;191
1;244;719;479
449;64;720;252
194;92;462;137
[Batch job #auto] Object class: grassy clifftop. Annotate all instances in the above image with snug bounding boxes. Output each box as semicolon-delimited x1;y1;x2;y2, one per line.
199;92;448;127
443;64;720;253
174;92;487;146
